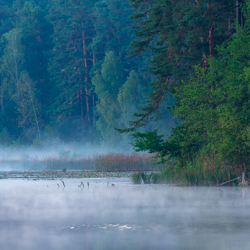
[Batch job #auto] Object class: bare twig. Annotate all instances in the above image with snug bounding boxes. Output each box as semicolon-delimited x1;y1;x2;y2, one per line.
224;37;232;47
202;0;216;18
60;179;65;188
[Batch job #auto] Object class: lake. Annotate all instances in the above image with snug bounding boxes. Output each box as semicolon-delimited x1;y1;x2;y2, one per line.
0;178;249;250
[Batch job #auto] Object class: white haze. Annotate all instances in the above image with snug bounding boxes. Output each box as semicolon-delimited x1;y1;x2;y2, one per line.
0;144;134;160
0;179;249;250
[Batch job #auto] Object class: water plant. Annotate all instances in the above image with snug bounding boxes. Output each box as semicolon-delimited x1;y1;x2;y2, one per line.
131;171;158;184
131;172;142;184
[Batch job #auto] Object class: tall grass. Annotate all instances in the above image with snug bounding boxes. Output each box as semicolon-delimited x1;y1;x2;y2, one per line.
139;154;249;186
94;153;162;171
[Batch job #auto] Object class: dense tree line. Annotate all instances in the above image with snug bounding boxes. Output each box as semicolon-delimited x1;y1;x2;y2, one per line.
1;0;248;173
128;0;250;169
0;0;173;147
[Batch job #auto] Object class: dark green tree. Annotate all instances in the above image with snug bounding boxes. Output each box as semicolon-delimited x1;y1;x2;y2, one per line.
47;0;97;141
132;1;250;167
17;2;53;127
122;0;236;131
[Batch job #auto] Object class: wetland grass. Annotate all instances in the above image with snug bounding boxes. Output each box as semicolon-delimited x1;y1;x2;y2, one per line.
94;153;161;171
5;153;162;172
132;155;250;186
0;152;163;179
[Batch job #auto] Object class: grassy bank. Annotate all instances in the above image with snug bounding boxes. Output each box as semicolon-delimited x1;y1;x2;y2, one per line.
131;155;250;186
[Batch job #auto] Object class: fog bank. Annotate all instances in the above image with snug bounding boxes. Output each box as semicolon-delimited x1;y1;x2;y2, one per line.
0;179;249;249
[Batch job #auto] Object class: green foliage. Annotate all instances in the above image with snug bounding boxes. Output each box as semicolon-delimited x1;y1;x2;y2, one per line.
153;154;247;186
0;0;243;155
129;0;250;179
118;70;148;126
0;27;42;142
92;51;123;144
171;23;250;166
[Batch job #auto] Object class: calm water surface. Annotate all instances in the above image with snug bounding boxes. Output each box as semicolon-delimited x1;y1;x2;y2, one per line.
0;178;249;250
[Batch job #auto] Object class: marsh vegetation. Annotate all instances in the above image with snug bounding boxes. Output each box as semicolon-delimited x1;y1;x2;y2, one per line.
0;152;162;172
132;155;250;186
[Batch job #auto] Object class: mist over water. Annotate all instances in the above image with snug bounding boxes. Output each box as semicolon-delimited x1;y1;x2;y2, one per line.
0;145;136;171
0;179;249;250
0;144;130;160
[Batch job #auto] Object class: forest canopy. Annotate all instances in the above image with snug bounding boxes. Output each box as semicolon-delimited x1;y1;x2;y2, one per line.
0;0;173;147
0;0;249;172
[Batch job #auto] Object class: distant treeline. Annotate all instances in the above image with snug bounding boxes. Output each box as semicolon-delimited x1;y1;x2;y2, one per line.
0;0;174;147
1;0;250;176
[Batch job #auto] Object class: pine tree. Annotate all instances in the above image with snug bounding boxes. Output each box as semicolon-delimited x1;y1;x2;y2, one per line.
93;0;134;57
121;0;236;131
17;2;53;126
47;0;97;141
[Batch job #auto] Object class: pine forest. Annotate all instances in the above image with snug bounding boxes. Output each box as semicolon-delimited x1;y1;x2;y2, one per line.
0;0;250;178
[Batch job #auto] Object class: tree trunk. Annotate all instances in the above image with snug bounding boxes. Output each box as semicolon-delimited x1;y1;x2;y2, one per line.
92;93;95;125
26;80;41;139
92;53;96;125
236;0;244;28
80;89;84;131
81;27;90;127
85;86;90;122
209;25;214;57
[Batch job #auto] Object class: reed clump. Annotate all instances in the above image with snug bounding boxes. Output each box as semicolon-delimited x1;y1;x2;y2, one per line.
131;171;159;184
143;155;249;186
131;154;250;186
94;153;162;171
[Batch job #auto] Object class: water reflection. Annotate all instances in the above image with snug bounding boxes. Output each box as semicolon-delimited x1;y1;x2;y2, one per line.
0;179;249;249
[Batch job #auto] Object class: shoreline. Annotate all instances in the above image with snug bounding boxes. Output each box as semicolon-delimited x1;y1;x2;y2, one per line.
0;170;150;179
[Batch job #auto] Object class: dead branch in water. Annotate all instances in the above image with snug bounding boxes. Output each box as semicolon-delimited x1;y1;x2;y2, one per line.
214;177;241;187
